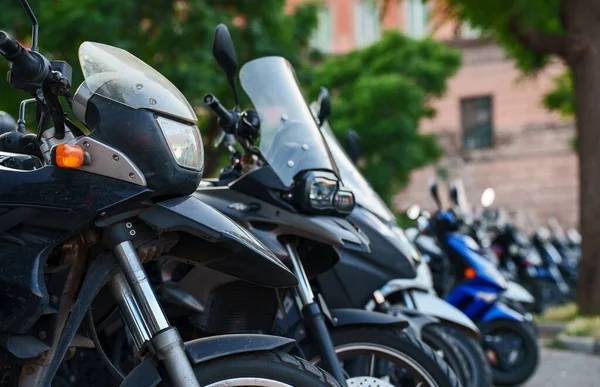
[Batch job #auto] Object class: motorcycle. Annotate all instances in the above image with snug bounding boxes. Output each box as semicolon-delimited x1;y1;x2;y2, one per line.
411;183;539;386
304;99;491;387
0;4;342;386
172;30;461;387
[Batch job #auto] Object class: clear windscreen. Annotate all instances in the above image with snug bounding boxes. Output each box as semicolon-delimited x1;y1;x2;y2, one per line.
79;42;197;123
320;121;395;222
239;57;336;187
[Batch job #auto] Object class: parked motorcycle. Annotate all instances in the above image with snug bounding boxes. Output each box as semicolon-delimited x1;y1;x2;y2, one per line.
0;4;342;386
172;30;461;387
309;115;491;387
409;184;539;386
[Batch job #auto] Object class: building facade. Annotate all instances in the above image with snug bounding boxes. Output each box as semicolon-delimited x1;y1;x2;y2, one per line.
288;0;578;229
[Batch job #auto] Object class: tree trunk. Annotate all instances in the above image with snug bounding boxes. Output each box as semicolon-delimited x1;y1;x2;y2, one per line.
567;0;600;314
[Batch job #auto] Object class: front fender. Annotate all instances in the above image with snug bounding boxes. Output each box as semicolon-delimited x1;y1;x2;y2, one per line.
330;308;409;330
410;290;480;337
504;281;535;304
480;302;524;323
139;195;297;288
120;334;295;387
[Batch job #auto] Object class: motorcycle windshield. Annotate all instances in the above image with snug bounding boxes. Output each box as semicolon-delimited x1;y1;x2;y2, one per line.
239;57;336;187
79;42;197;123
320;122;395;222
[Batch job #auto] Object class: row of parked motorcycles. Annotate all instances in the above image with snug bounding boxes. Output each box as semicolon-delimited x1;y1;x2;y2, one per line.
0;1;550;386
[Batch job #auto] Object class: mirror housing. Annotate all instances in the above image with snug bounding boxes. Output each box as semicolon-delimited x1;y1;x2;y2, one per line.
213;24;240;108
316;87;331;126
449;184;459;206
344;130;361;164
429;180;442;209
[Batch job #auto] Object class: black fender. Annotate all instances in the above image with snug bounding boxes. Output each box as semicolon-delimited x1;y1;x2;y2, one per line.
388;306;439;339
120;334;295;387
138;195;297;288
329;308;410;330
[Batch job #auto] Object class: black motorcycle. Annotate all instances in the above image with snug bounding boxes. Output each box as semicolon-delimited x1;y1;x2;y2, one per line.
0;3;342;386
164;28;461;387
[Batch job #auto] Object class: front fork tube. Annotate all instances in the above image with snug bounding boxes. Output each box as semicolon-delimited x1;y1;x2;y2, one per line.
285;244;347;386
109;223;199;387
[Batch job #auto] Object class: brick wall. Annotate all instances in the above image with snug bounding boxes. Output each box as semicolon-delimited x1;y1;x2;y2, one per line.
394;41;578;229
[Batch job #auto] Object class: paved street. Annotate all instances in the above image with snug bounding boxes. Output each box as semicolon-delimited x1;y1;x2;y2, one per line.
523;348;600;386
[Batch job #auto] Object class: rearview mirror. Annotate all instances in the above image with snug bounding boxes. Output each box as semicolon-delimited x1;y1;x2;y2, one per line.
344;130;361;164
429;180;441;209
449;184;459;206
213;24;240;107
407;204;421;220
317;87;331;126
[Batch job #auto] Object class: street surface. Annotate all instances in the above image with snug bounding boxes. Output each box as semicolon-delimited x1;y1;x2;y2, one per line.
523;347;600;386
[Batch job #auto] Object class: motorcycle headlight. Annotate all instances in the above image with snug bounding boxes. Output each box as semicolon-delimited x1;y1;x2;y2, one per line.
157;116;203;171
296;171;355;215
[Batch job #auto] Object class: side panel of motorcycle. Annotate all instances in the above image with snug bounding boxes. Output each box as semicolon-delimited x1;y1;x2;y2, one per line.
479;302;524;323
138;195;298;288
194;186;370;277
0;166;148;333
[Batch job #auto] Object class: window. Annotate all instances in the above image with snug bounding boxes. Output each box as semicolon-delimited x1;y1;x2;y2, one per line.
310;7;333;53
461;96;493;150
354;1;381;48
405;0;429;39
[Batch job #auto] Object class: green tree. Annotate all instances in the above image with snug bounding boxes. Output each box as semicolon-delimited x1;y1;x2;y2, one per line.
310;30;461;203
0;0;318;176
383;0;600;313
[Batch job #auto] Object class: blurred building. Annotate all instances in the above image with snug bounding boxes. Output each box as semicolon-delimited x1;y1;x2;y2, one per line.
287;0;578;229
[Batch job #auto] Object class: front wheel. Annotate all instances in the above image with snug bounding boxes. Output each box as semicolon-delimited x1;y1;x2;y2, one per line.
421;324;471;386
302;327;460;387
188;350;342;386
480;319;539;386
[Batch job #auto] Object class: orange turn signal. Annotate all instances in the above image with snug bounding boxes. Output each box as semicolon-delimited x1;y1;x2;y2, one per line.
55;144;84;168
464;267;477;279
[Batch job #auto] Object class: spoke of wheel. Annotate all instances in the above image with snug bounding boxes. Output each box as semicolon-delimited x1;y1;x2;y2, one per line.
368;354;376;377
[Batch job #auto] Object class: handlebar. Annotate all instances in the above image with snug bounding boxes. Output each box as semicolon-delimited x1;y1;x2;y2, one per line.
203;93;237;130
0;30;49;92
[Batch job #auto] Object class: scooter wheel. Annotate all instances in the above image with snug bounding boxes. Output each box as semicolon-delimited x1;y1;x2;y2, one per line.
421;324;471;386
480;319;539;386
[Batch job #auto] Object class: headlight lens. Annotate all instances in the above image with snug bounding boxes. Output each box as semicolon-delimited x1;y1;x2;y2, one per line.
309;177;338;210
157;116;203;171
334;190;355;214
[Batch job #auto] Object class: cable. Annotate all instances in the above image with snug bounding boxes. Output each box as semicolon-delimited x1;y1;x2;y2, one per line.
86;309;126;382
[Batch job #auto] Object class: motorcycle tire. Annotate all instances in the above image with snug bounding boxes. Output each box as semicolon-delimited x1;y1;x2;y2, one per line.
421;324;471;386
301;327;460;387
480;319;539;386
185;350;342;386
435;325;493;387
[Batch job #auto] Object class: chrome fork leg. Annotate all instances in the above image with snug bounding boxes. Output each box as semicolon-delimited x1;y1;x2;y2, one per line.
113;240;199;387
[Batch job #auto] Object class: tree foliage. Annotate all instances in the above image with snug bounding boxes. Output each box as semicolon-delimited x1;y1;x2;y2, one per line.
0;0;318;175
309;31;461;202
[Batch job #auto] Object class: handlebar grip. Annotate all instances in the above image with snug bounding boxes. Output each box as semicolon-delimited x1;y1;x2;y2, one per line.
203;93;236;129
0;30;48;85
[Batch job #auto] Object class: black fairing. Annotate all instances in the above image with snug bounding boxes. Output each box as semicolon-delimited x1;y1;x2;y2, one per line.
86;95;202;197
0;166;149;333
139;195;298;288
195;178;370;278
317;205;417;309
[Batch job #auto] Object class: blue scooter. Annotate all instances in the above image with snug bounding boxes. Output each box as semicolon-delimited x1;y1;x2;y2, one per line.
419;183;539;386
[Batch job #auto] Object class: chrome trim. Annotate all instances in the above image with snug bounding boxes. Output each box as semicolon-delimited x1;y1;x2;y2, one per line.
113;241;169;333
111;272;151;350
73;136;147;186
285;244;314;306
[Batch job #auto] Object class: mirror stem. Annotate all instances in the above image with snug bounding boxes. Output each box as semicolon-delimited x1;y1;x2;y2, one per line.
229;77;240;112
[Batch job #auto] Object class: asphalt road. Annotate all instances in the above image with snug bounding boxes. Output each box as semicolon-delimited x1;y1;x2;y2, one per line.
523;347;600;386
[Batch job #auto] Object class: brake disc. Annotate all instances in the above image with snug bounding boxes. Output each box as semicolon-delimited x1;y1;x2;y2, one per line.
347;377;395;387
